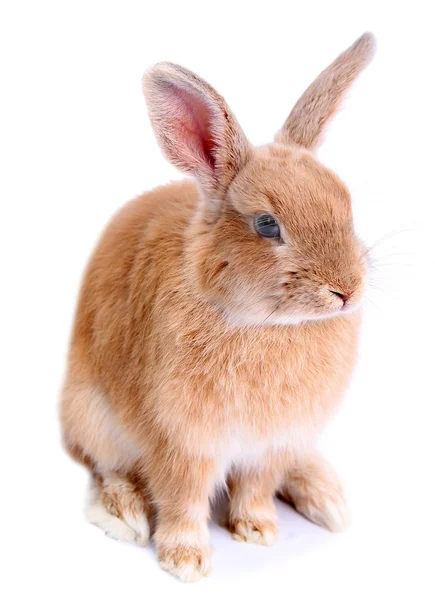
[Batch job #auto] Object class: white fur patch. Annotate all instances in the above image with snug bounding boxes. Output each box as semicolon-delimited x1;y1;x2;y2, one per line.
159;549;212;583
211;425;314;482
86;484;150;545
157;526;209;548
232;520;277;546
186;503;208;522
297;495;350;532
86;486;137;543
123;510;150;547
63;384;141;473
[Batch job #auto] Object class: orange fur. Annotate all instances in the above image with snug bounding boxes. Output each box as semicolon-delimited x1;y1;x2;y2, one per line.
60;33;375;582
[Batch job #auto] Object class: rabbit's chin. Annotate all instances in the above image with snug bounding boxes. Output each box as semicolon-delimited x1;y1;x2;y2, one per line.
224;302;362;328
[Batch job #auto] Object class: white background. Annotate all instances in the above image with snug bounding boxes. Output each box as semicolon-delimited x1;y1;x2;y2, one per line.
1;1;434;598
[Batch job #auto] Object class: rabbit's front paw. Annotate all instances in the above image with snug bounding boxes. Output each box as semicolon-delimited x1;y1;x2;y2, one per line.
230;518;278;546
158;545;212;583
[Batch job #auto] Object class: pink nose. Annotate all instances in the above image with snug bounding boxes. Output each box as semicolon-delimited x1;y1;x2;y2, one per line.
330;290;351;305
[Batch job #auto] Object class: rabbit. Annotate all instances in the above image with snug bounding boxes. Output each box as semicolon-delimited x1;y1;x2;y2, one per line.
60;32;375;582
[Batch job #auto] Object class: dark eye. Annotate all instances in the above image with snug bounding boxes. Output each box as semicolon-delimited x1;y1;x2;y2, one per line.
253;214;281;239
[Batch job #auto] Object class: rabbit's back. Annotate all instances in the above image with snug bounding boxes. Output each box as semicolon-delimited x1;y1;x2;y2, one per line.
70;178;198;380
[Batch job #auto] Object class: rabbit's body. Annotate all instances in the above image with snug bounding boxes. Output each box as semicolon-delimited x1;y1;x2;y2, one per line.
61;34;374;581
63;178;359;471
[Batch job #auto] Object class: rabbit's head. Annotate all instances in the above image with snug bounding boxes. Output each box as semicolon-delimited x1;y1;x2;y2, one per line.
143;33;375;325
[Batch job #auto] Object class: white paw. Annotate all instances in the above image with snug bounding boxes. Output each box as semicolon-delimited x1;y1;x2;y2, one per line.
296;493;350;532
231;519;278;546
158;546;212;583
86;497;137;543
123;511;150;546
86;486;150;545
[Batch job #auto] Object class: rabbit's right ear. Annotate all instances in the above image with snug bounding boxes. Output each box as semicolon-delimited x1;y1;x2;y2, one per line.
143;63;252;200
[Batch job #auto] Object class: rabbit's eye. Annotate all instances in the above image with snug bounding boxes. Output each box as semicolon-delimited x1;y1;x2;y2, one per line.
254;214;281;239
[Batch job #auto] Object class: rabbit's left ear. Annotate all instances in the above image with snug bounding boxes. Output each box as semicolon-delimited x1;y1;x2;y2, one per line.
143;62;252;200
276;33;376;150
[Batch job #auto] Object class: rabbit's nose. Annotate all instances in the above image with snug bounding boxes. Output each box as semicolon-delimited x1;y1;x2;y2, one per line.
329;290;351;306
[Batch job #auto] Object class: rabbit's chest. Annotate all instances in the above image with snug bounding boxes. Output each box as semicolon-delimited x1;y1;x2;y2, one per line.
158;314;360;454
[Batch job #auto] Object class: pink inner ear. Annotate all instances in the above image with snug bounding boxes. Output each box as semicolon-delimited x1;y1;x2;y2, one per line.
164;82;217;172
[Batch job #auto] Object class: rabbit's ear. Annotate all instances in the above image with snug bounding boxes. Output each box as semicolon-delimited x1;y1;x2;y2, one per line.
143;62;251;198
276;33;375;150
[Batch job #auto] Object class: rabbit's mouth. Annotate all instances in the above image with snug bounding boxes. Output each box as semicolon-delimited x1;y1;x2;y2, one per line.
223;287;364;328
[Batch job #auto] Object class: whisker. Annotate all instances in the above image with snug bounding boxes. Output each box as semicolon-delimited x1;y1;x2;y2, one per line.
256;303;281;329
361;228;419;259
366;281;385;292
370;262;414;269
363;294;382;311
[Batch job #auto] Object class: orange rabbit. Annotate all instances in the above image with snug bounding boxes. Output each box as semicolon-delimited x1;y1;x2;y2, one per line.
60;33;375;582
